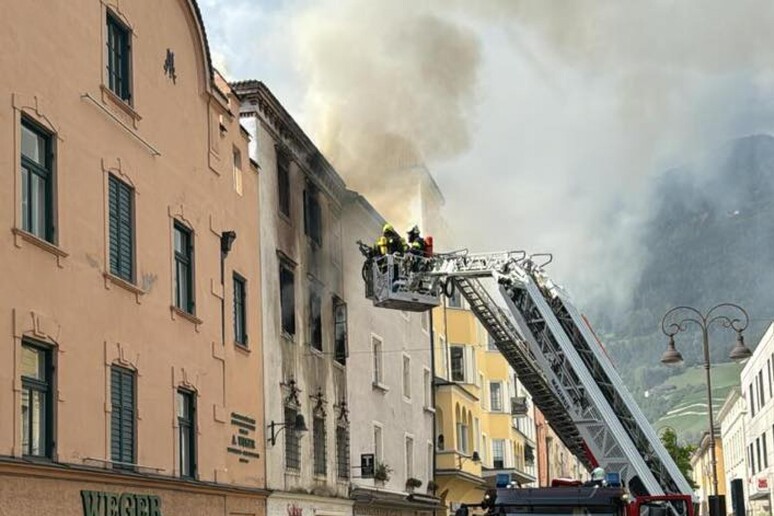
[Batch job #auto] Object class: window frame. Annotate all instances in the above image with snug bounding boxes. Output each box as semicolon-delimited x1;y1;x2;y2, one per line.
492;439;505;469
233;146;243;196
303;184;323;247
402;354;412;400
450;346;465;383
373;423;383;463
106;10;133;103
309;287;322;352
489;381;504;412
372;335;384;386
313;413;327;477
108;174;135;282
110;365;137;469
233;273;248;346
336;424;350;480
284;405;300;471
333;298;348;366
405;434;415;479
177;389;196;478
20;117;55;243
20;340;54;458
173;222;195;314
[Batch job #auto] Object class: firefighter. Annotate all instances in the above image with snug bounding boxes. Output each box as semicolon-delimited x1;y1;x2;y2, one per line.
375;223;406;256
407;225;426;257
584;467;607;487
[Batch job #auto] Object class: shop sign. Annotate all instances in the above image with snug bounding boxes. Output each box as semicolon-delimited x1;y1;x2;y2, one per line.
81;490;162;516
758;477;769;491
227;412;260;463
287;503;303;516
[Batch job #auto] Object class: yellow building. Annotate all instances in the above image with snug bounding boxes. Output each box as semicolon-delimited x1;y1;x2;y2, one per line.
433;290;537;513
691;429;727;516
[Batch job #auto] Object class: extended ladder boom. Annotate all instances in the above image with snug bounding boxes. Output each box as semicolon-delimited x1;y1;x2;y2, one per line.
362;250;693;497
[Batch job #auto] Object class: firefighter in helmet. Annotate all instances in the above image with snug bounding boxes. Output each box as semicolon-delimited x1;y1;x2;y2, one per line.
375;223;406;256
407;225;426;257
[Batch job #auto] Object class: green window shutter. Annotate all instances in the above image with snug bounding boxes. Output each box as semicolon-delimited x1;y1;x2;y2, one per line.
111;367;135;466
108;176;134;282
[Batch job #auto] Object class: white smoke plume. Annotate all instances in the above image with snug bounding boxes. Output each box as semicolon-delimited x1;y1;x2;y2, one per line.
283;0;774;308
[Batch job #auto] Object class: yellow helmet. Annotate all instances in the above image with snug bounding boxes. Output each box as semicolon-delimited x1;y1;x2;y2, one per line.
383;223;393;233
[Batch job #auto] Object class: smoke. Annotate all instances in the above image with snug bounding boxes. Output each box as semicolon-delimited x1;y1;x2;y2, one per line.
281;0;774;307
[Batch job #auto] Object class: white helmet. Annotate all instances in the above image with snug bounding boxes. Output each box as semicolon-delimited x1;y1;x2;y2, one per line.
591;467;606;482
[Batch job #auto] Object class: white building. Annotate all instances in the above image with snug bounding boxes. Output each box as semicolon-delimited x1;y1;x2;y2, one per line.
718;387;748;513
742;323;774;516
342;191;440;516
236;81;353;516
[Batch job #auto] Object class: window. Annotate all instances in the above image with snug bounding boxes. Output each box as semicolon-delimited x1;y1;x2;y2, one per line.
451;346;464;382
108;175;134;282
769;359;773;400
336;425;350;479
750;443;756;474
177;390;196;478
447;289;462;308
233;147;243;195
334;299;348;366
493;439;505;469
277;150;290;217
20;342;53;457
757;437;762;473
760;371;766;408
372;336;383;385
474;418;480;454
173;222;194;313
403;355;411;399
482;435;488;465
764;432;769;469
374;425;383;463
106;12;132;102
284;405;300;470
313;414;326;476
279;263;295;336
233;274;247;346
427;443;434;483
423;369;432;408
490;382;503;412
20;118;54;242
480;374;486;408
406;436;414;479
303;185;322;246
487;333;498;351
309;289;322;351
456;419;468;454
111;366;136;468
751;384;756;418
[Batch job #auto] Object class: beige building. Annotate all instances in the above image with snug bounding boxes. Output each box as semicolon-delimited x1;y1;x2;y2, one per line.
691;430;727;516
0;1;267;514
535;409;587;486
235;81;354;516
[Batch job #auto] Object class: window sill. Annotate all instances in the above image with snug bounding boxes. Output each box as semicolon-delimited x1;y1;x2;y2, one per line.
423;406;436;414
170;306;203;328
281;332;296;344
309;346;324;357
284;469;301;477
372;382;390;394
100;84;141;125
104;272;145;299
234;343;250;355
332;360;347;371
403;396;412;404
12;228;68;265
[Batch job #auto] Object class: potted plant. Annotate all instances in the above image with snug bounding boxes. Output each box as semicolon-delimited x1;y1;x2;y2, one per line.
374;462;393;483
406;477;423;493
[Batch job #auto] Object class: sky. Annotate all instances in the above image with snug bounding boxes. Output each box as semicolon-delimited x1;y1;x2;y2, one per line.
198;0;774;308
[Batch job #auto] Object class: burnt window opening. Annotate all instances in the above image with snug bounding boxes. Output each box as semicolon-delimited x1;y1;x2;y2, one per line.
334;299;347;366
313;414;326;476
309;289;322;351
336;424;350;479
277;151;290;217
284;405;300;471
280;263;295;337
303;184;323;246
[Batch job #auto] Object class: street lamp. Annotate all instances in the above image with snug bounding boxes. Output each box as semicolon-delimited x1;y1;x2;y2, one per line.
660;303;752;516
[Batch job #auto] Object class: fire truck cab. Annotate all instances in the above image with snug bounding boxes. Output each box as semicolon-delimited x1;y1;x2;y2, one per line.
454;485;694;516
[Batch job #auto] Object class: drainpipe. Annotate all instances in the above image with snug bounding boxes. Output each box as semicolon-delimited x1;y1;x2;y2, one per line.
429;308;437;486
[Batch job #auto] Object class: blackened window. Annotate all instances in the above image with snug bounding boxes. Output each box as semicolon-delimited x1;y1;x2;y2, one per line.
764;432;769;469
233;274;247;346
334;299;347;366
111;366;136;468
309;290;322;351
277;151;290;217
108;175;134;282
303;185;322;246
177;390;196;478
336;425;350;479
313;415;326;476
174;222;194;313
106;12;132;102
20;342;53;457
20;118;54;242
284;405;300;470
280;264;295;336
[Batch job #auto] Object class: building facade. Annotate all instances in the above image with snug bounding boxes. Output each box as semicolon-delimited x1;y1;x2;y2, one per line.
0;1;267;514
342;191;439;516
534;409;586;486
742;323;774;516
719;387;748;515
235;81;353;516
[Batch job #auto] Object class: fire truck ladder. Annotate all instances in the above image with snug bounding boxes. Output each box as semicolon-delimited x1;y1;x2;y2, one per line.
428;252;691;497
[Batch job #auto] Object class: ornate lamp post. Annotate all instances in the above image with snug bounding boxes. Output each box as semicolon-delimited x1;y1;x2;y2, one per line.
660;304;752;516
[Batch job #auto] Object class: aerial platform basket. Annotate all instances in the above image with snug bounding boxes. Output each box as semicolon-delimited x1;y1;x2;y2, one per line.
363;254;440;312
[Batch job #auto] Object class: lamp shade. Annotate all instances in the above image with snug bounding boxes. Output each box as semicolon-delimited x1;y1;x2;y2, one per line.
729;333;752;362
660;336;684;366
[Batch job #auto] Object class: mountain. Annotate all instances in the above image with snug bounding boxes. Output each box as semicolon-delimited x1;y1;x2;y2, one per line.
593;134;774;442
